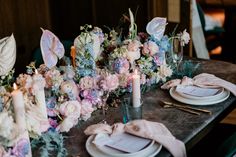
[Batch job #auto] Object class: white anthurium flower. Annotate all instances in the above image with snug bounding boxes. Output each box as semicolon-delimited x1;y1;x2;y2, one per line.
74;33;92;51
146;17;167;41
129;8;135;34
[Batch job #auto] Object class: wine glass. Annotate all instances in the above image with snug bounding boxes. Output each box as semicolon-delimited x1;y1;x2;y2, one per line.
171;37;183;72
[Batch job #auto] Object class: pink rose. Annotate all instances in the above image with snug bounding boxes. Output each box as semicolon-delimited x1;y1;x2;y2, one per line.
142;41;159;56
100;74;119;91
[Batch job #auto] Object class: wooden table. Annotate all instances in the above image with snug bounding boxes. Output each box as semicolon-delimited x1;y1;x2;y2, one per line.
64;59;236;157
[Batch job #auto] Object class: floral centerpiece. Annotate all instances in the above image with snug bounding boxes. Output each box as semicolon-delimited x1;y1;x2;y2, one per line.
0;9;190;156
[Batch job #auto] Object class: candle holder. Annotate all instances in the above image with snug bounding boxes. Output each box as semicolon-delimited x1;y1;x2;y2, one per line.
121;96;142;124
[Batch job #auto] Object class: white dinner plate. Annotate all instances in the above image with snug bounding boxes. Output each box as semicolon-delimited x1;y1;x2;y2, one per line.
94;133;155;157
170;87;230;105
175;85;224;100
86;135;162;157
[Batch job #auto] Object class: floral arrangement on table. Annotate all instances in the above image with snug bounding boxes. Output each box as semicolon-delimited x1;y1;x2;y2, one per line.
0;9;190;157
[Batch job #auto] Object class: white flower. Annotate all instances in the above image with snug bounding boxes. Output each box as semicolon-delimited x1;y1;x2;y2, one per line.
0;111;14;139
26;105;50;137
157;65;173;81
179;29;190;46
56;116;78;132
59;100;81;118
146;17;167;40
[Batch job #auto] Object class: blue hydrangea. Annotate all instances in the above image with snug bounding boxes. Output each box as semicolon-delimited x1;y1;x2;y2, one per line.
159;35;170;52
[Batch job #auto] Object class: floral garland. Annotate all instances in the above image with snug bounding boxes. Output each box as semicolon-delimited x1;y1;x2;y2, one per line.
0;9;190;156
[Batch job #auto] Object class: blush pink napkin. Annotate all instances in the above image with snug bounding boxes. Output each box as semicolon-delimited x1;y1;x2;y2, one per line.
161;73;236;96
84;119;186;157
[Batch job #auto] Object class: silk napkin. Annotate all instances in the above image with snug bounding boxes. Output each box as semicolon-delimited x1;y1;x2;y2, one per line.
161;73;236;96
84;119;186;157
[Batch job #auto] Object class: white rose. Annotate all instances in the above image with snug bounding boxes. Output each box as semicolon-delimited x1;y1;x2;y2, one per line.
59;100;81;118
157;65;173;81
56;116;78;132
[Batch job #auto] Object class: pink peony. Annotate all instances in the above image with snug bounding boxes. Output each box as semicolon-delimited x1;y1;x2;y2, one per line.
60;80;79;100
100;74;119;91
81;89;102;105
142;41;159;56
127;40;141;52
81;99;94;121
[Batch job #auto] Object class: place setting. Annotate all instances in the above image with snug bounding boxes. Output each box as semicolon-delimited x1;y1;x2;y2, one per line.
161;73;236;107
84;73;165;157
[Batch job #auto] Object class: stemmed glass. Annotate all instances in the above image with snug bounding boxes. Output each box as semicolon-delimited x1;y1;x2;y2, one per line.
171;37;183;72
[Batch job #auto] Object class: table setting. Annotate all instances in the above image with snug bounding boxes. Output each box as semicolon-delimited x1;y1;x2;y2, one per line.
0;8;236;157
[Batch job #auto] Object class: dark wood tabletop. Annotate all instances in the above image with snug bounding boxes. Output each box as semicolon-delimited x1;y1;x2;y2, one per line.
64;59;236;157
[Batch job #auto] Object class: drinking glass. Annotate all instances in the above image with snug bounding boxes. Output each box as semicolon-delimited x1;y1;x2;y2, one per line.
171;37;183;72
121;97;142;124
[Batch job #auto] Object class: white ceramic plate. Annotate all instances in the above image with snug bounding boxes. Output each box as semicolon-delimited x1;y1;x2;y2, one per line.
175;86;224;100
86;135;162;157
94;133;155;157
170;87;230;106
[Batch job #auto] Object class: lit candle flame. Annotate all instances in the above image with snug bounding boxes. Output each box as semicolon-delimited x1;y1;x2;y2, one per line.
35;69;38;74
13;83;18;90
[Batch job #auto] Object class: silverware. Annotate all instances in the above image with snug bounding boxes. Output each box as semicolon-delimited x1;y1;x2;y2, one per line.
160;101;200;115
161;101;212;115
175;107;201;115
